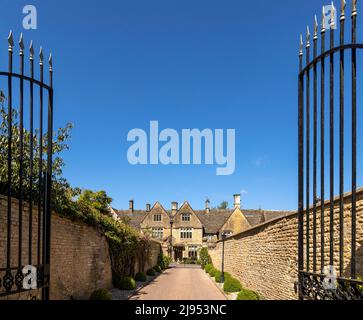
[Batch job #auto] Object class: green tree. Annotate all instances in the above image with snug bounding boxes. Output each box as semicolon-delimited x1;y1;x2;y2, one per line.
77;189;113;214
0;106;143;279
0;107;73;210
217;201;229;210
199;247;212;268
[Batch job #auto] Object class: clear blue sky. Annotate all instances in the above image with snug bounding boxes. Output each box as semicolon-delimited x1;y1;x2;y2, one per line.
1;0;362;211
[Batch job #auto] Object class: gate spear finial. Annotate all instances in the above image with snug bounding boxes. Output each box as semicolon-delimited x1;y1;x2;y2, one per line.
19;33;24;55
352;0;357;16
306;26;310;47
49;53;53;72
340;0;346;20
8;31;14;52
322;6;326;33
29;40;34;61
299;34;303;56
314;15;319;39
330;2;336;28
39;46;44;65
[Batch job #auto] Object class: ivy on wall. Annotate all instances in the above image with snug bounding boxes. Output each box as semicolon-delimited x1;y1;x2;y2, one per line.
0;108;148;279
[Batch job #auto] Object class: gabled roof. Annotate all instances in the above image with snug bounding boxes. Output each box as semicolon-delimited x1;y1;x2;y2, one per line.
195;210;234;234
116;210;148;230
141;201;169;222
173;202;204;228
116;201;171;230
116;202;292;234
243;209;294;226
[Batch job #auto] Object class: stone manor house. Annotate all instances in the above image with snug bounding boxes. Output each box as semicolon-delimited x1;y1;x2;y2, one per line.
111;194;292;261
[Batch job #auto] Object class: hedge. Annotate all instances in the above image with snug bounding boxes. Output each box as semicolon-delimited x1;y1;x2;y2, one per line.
135;272;147;282
158;253;171;270
89;289;112;300
199;248;212;269
237;288;260;300
214;271;232;283
208;267;218;277
204;264;213;273
114;276;136;290
223;277;242;293
153;265;162;273
146;268;156;276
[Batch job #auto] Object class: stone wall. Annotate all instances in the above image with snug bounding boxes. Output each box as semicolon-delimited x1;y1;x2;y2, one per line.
134;239;162;273
0;195;113;300
209;189;363;300
50;214;113;300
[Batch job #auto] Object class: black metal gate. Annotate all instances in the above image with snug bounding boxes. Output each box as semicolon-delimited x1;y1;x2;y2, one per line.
298;0;363;300
0;31;53;299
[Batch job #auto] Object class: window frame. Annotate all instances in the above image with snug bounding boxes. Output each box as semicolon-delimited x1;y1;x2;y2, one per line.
180;227;193;239
152;228;163;239
188;245;198;258
181;213;191;222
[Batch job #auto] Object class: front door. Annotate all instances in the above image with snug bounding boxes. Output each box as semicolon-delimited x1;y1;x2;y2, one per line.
174;248;183;261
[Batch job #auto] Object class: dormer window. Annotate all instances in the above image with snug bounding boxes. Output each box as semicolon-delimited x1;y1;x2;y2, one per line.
154;214;162;222
182;213;191;222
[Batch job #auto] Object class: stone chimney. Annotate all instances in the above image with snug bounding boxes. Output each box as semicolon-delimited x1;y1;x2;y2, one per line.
233;194;241;209
146;203;151;212
172;202;178;215
205;199;210;213
129;200;134;213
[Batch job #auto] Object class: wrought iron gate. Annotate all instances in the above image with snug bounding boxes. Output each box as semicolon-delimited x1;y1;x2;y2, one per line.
298;0;363;300
0;31;53;299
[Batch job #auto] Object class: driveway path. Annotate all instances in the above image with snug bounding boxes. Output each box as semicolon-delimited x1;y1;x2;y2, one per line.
129;265;226;300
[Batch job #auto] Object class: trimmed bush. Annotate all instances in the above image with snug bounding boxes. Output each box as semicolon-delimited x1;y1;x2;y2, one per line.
214;271;232;283
204;264;213;273
89;289;112;300
153;265;162;273
163;256;171;269
357;276;363;292
114;276;136;290
182;257;197;264
208;267;218;277
223;277;242;293
135;272;147;282
237;288;260;300
158;253;171;270
147;268;156;276
214;270;221;281
199;248;212;269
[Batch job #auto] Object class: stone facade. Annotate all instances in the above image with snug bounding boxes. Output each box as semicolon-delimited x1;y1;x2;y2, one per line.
219;207;250;238
171;202;204;259
116;195;291;262
208;190;363;300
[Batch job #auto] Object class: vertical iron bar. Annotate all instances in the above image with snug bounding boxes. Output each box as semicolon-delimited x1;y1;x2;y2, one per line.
339;5;345;277
18;35;24;271
29;43;34;265
221;238;225;283
329;20;335;267
321;21;326;273
313;20;318;273
306;29;311;272
42;169;47;294
351;5;357;279
43;57;53;300
6;33;13;271
298;36;304;299
38;50;44;266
